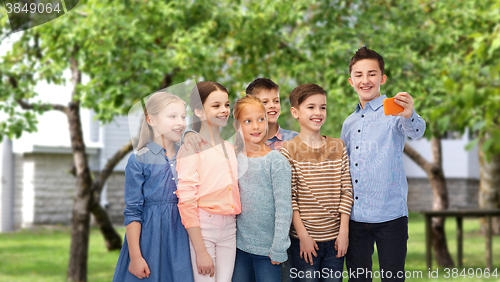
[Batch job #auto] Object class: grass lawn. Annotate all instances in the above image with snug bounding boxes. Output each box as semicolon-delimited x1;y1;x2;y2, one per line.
0;213;499;281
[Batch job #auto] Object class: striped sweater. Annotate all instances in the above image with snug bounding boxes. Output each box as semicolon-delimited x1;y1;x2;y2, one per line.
280;135;354;242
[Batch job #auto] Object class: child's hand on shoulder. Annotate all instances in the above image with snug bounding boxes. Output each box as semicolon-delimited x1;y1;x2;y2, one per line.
184;131;209;153
129;257;150;279
393;92;414;119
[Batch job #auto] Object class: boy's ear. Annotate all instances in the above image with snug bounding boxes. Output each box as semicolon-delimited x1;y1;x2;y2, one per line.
380;74;387;85
194;108;205;119
348;77;354;87
290;107;299;119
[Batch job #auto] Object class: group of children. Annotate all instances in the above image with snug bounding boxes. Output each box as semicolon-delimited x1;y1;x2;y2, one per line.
112;47;426;282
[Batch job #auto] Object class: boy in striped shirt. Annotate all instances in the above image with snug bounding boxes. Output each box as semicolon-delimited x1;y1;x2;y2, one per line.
280;84;354;282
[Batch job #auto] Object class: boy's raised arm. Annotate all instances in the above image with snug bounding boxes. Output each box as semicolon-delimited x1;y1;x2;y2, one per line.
392;92;426;139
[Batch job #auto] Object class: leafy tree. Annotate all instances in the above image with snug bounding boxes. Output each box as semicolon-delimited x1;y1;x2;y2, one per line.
438;0;500;234
0;0;307;281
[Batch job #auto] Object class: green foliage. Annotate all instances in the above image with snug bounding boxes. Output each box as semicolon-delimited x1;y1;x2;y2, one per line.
440;0;500;157
0;0;306;138
1;0;499;157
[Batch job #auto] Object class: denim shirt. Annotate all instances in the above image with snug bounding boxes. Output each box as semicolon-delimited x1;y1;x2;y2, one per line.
340;95;426;223
123;141;179;226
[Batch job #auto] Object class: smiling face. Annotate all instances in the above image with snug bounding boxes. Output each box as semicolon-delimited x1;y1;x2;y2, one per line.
291;94;326;133
237;104;267;145
148;101;186;142
348;59;387;108
196;90;230;128
254;89;281;124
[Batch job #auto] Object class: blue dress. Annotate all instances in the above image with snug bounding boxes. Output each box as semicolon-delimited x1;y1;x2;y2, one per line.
113;141;193;282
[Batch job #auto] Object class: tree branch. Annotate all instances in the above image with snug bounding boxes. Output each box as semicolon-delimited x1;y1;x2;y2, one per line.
279;40;307;63
34;32;42;60
403;142;438;175
430;134;443;174
92;139;135;196
158;68;180;90
9;76;67;113
70;46;81;100
15;98;67;113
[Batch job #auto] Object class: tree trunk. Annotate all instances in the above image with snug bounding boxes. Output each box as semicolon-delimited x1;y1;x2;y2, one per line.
66;52;93;282
66;101;94;282
90;139;135;250
478;137;500;235
90;200;122;250
404;136;454;267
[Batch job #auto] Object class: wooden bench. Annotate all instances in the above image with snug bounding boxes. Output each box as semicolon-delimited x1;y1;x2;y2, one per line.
421;209;500;269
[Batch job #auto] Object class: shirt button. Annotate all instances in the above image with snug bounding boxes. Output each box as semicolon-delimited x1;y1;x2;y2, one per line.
355;180;358;183
170;164;173;166
416;129;419;132
358;129;361;132
172;177;175;180
361;115;364;118
411;118;414;122
356;146;359;149
355;196;359;200
229;187;232;191
231;205;234;208
173;191;176;194
355;163;358;166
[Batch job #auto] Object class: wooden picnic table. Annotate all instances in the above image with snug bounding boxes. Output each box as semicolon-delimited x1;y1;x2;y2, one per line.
421;209;500;269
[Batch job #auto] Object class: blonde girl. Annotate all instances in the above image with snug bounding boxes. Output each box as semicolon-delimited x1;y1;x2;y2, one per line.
113;92;193;282
231;95;293;282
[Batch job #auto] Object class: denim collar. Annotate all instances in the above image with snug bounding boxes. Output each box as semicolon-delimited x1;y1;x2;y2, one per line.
146;141;164;155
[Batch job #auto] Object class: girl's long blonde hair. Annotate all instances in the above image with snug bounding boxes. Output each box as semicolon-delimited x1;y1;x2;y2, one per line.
232;95;268;154
136;92;186;150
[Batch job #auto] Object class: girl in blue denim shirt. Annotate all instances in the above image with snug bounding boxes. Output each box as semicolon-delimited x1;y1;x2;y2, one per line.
113;92;193;282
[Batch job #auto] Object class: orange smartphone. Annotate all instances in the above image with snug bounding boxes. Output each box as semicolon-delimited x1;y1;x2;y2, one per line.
383;97;404;115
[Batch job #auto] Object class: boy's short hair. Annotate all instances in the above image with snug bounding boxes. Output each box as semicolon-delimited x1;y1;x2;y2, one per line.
245;78;279;96
349;46;385;75
289;83;326;108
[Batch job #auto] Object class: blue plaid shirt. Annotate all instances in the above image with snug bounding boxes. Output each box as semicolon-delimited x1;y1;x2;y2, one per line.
265;125;299;151
340;95;426;223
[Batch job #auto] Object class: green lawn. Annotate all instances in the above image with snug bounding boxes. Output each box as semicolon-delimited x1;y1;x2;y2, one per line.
0;213;499;282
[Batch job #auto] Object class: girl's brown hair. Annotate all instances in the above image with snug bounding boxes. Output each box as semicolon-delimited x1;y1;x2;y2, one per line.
137;92;185;150
233;95;268;154
190;81;228;132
